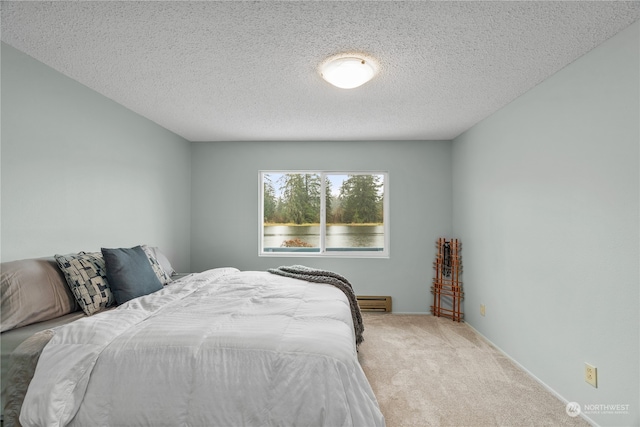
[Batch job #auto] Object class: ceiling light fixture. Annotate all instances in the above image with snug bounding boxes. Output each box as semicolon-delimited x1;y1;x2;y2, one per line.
320;56;377;89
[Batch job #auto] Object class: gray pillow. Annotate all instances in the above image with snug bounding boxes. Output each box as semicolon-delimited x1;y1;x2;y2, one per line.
101;246;163;305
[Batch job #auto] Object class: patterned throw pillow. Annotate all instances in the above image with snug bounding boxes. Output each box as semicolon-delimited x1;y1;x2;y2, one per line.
55;252;114;315
145;246;176;277
142;245;172;285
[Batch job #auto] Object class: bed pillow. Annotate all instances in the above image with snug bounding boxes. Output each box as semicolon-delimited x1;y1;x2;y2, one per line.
143;245;176;277
55;252;114;316
141;245;172;285
101;246;163;305
1;257;80;332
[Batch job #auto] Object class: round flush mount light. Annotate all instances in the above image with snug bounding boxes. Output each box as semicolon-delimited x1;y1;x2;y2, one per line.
320;55;377;89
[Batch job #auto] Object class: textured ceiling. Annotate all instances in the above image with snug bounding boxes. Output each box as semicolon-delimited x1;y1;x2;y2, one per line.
2;1;639;142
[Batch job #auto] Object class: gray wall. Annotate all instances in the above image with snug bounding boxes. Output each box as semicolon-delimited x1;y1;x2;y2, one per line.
1;43;192;272
452;21;639;427
191;140;452;313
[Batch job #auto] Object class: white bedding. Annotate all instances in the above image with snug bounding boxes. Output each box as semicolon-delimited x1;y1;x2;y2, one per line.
20;268;384;427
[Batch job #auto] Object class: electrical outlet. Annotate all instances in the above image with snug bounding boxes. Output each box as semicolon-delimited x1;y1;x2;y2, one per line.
480;304;486;316
585;363;597;388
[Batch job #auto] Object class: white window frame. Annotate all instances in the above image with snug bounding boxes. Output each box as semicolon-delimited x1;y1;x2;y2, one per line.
259;171;389;258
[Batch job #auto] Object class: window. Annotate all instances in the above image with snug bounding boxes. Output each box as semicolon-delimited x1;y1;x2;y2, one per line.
259;171;389;257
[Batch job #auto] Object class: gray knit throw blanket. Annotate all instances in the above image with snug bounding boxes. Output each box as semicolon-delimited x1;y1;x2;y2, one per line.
268;265;364;346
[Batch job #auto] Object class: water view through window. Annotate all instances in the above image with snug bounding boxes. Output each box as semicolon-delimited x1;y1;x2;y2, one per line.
260;172;388;256
262;225;385;249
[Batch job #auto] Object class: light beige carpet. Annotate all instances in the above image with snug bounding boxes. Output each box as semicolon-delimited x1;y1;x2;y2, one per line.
358;313;591;427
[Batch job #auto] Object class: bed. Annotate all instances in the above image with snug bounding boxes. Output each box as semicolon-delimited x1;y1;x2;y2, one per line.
1;248;384;427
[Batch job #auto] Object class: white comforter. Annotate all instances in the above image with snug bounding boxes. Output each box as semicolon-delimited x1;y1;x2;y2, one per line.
20;268;384;427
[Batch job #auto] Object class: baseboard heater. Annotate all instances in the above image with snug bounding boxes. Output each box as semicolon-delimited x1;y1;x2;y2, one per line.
357;295;392;312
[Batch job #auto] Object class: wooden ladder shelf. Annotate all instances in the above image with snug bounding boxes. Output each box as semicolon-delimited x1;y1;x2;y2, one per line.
431;238;464;322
